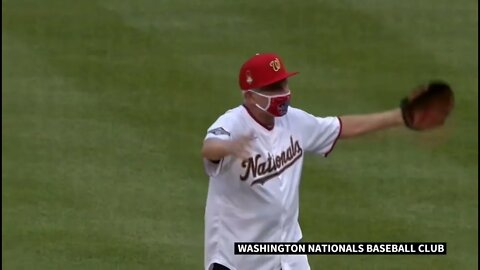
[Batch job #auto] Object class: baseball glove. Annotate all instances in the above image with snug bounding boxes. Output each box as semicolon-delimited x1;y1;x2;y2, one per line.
400;81;454;131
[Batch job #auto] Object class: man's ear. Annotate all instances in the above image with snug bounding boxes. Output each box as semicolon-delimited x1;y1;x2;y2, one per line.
243;91;254;104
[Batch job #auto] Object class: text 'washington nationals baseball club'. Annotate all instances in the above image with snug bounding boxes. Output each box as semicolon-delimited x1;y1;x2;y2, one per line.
234;242;447;255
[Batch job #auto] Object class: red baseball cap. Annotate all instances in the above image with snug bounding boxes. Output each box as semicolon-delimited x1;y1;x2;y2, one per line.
238;53;299;90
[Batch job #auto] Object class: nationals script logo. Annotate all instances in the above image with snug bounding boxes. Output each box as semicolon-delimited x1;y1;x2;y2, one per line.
240;136;303;186
269;58;281;72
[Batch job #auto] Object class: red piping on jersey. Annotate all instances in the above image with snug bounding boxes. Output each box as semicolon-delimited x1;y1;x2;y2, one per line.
242;104;274;131
324;116;342;157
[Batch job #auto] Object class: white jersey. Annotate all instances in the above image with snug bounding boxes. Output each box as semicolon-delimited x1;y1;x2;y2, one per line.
203;105;342;270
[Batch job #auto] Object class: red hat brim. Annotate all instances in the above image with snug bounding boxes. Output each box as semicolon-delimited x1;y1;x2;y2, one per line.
243;71;299;90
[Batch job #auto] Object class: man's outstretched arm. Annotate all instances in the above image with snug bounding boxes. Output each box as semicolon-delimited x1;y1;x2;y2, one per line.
339;81;454;139
339;108;404;139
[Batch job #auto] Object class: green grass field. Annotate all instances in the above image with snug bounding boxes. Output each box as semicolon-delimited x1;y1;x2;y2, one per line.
2;0;478;269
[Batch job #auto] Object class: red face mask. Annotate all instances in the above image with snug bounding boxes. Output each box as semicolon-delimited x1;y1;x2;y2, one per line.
250;90;291;117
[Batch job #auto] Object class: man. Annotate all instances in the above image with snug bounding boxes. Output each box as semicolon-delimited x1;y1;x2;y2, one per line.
201;53;453;270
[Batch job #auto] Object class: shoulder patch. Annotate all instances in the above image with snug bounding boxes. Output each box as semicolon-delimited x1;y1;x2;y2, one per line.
208;127;231;136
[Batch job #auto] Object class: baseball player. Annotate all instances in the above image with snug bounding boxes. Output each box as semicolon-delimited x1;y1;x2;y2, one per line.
201;53;453;270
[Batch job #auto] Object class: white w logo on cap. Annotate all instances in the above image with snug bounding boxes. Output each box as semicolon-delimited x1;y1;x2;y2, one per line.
269;58;281;72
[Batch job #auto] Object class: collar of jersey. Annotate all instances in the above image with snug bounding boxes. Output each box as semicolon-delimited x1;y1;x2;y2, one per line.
242;104;274;131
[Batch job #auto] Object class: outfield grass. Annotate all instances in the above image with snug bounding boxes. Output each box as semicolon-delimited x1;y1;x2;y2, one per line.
2;0;478;269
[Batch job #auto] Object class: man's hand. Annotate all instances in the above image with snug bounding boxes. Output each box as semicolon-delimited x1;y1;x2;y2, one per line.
400;81;454;131
225;135;255;160
202;134;255;162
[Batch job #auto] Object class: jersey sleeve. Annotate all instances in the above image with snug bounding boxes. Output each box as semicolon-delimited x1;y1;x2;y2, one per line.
294;109;342;157
202;112;237;177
